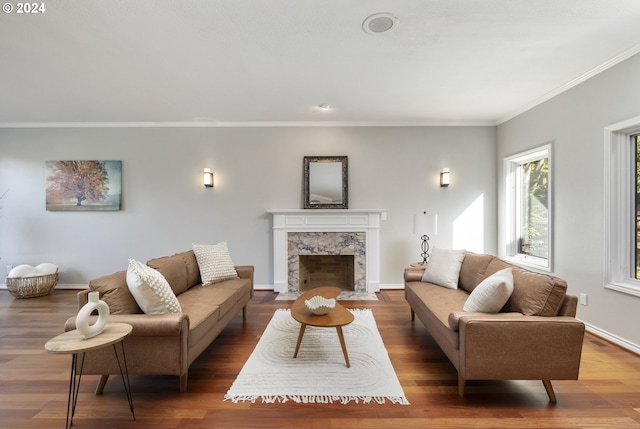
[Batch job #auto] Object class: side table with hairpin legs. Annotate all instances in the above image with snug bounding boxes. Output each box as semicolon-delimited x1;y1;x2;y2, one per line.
45;322;135;429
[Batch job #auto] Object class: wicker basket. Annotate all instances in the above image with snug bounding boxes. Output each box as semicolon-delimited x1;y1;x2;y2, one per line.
6;272;59;298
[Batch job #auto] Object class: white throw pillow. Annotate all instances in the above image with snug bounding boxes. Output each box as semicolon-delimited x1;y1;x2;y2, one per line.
8;264;39;278
463;268;514;313
126;259;182;314
192;242;239;285
8;263;59;278
421;247;466;289
36;263;59;275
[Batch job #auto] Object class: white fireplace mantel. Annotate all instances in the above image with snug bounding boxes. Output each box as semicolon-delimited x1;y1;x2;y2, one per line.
267;209;385;293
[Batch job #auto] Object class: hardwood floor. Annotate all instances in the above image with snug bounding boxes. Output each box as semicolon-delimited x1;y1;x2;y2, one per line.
2;289;640;429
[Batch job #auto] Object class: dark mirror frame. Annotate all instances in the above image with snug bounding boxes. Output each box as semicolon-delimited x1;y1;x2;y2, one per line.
303;156;349;209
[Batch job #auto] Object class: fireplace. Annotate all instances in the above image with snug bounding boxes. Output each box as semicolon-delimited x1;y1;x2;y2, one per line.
288;231;365;293
299;255;355;291
267;209;385;293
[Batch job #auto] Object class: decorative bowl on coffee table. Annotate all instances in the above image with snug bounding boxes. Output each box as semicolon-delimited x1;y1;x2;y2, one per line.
304;296;336;315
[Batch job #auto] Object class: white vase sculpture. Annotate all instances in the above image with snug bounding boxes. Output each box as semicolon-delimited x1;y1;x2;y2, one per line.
76;291;110;339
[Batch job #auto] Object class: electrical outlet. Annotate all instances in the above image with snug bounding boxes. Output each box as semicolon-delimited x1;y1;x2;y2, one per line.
579;293;588;306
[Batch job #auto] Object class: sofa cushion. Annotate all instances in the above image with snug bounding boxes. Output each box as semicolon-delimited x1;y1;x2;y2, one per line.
215;277;253;302
412;282;469;327
89;270;142;315
421;247;466;289
405;282;468;354
147;253;190;296
126;259;182;314
193;242;239;285
458;252;495;293
463;268;514;313
177;283;239;351
484;259;567;316
180;250;202;288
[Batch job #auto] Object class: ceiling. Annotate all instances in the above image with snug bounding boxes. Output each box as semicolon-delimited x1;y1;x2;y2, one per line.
2;0;640;127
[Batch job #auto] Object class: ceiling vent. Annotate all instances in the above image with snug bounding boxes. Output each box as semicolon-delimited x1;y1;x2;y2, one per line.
362;13;399;35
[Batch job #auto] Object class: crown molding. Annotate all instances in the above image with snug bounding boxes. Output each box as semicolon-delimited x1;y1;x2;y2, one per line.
0;120;495;129
497;43;640;125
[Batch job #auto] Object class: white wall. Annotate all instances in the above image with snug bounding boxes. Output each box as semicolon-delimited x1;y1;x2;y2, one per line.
497;53;640;350
0;126;497;289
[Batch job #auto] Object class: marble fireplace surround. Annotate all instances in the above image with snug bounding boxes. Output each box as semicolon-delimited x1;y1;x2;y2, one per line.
267;209;385;294
290;232;364;293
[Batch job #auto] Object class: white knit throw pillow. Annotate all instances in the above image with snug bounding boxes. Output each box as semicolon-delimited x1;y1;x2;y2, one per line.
126;259;182;314
193;242;239;285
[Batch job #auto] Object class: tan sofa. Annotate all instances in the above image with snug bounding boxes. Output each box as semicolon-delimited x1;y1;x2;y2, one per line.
64;250;254;393
404;251;585;402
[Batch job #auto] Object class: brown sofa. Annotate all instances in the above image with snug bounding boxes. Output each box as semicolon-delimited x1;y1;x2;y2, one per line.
404;251;585;402
64;250;254;393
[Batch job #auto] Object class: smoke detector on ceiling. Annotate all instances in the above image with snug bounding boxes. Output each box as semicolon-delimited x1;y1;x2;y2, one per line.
362;13;399;35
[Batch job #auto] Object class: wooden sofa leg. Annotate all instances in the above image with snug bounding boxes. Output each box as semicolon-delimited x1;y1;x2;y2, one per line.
180;373;188;393
542;380;557;403
458;373;466;397
242;305;247;320
95;374;109;395
410;309;415;321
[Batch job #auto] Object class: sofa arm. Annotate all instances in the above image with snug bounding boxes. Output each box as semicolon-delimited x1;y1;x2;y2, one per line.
448;311;525;330
458;315;585;381
404;267;425;282
235;265;254;281
64;312;189;337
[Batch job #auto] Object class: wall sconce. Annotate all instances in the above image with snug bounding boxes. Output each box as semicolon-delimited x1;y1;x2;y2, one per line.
203;168;214;188
440;168;450;187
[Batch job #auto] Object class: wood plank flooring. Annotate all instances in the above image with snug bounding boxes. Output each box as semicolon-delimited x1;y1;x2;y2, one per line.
1;289;640;429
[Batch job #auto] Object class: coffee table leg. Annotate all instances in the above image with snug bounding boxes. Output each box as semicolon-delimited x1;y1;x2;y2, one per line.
293;323;307;358
336;326;350;368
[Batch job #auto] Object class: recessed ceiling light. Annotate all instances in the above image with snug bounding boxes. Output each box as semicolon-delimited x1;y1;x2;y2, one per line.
317;103;332;111
362;13;399;35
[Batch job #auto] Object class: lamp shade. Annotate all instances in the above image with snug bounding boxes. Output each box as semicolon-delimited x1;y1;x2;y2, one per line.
203;168;213;187
413;212;437;236
440;168;450;187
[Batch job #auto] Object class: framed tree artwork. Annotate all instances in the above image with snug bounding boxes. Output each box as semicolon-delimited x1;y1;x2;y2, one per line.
45;160;122;211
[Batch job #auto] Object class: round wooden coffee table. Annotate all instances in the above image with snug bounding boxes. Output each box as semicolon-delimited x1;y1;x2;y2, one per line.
290;286;354;367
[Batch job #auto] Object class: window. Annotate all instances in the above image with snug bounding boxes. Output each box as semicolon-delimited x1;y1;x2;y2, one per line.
605;116;640;297
504;144;552;271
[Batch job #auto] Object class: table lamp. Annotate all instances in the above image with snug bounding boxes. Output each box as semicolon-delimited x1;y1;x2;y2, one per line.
413;212;437;265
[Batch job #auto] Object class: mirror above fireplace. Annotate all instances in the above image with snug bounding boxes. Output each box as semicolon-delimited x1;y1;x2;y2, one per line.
303;156;348;209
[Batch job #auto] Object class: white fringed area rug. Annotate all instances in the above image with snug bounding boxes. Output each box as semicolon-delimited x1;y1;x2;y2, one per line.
224;309;409;405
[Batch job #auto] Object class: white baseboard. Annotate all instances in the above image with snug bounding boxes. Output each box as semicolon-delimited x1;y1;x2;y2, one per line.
582;320;640;355
0;283;405;291
253;284;276;291
253;283;405;291
1;283;87;290
381;283;405;290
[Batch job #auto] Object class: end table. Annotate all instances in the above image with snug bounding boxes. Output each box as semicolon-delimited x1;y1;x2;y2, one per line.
45;322;135;429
